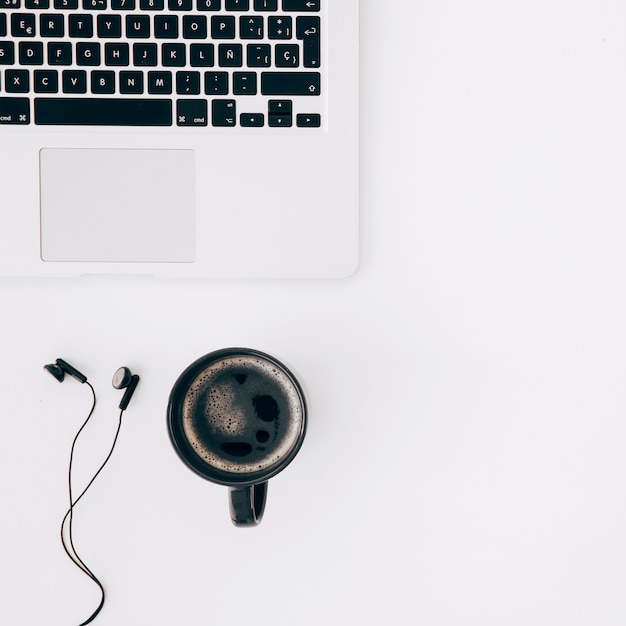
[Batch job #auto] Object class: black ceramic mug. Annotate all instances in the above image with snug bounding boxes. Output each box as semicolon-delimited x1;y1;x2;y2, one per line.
167;348;307;527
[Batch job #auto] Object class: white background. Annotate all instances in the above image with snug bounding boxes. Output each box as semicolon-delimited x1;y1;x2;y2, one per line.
3;1;626;624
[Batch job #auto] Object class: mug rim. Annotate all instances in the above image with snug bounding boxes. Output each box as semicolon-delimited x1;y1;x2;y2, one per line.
167;347;307;487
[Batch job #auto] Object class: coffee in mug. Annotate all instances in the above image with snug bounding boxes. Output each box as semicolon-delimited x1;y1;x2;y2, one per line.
168;348;307;526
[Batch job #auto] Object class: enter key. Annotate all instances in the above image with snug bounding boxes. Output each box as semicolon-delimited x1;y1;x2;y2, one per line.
296;16;320;68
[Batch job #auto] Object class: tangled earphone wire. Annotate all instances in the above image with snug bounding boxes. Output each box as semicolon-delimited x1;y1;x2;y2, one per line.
44;360;139;625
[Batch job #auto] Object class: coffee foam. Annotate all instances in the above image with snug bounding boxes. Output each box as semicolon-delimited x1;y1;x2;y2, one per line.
181;354;304;475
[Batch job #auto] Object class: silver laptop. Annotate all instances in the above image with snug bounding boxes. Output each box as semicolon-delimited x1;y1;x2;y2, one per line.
0;0;359;278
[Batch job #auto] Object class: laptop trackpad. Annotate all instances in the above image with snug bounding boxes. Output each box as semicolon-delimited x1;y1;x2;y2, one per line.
40;148;196;263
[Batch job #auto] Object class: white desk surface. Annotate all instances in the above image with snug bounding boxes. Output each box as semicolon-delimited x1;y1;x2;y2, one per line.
3;2;626;624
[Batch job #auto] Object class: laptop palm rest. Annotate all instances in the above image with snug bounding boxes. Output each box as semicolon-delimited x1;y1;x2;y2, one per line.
40;148;196;263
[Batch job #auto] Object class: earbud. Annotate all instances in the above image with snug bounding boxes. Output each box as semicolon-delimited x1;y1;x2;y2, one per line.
44;358;88;384
112;367;139;410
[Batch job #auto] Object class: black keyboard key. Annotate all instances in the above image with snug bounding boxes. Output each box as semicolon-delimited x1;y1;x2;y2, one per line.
162;43;186;66
40;14;64;36
0;14;5;37
169;0;191;9
119;70;143;93
54;0;78;8
183;15;206;38
91;70;115;93
253;0;275;10
19;41;44;64
34;69;58;92
225;0;247;9
211;16;234;38
240;112;263;127
190;43;214;67
218;44;242;67
261;72;320;96
177;99;207;126
97;14;122;37
0;43;15;65
62;70;86;93
83;0;106;8
111;0;134;8
133;42;157;65
211;99;235;126
126;15;150;38
76;42;100;66
35;97;172;125
240;16;262;39
268;99;291;114
296;16;320;68
275;44;298;67
140;0;163;8
48;42;72;64
11;14;36;37
26;0;50;8
233;71;256;94
269;114;291;127
0;97;30;124
268;16;291;39
204;71;227;94
247;44;270;67
283;0;318;10
69;14;93;37
154;15;178;38
5;69;30;93
196;0;220;9
147;70;172;93
296;113;320;127
105;42;128;65
176;70;200;94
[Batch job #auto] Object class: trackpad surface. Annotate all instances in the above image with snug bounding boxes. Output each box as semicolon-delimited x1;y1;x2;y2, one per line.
40;148;196;263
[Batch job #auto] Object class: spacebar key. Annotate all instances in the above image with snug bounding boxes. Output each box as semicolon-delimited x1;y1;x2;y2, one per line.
35;98;172;126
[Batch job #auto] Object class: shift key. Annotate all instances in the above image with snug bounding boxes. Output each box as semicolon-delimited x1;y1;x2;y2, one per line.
0;98;30;124
261;72;320;96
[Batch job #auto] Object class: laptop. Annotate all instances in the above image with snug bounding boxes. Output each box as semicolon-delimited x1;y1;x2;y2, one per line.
0;0;359;278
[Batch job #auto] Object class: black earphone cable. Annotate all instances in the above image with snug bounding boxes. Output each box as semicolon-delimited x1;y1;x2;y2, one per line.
61;382;126;626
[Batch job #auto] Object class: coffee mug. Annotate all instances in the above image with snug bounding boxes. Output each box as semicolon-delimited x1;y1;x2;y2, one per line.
167;348;307;527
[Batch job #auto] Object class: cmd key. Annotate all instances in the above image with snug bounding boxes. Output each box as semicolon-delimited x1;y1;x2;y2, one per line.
0;97;30;124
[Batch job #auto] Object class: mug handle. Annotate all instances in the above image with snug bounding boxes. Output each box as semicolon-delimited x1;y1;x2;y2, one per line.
229;482;268;526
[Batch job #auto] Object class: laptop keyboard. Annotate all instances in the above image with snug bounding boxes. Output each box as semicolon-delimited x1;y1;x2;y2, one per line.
0;0;322;127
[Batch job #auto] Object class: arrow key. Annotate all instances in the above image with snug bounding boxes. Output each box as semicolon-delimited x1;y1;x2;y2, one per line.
269;113;292;127
296;113;320;128
240;113;264;127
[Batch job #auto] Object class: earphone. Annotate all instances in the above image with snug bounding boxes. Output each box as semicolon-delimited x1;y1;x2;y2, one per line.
112;366;140;410
44;358;140;626
44;358;88;384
